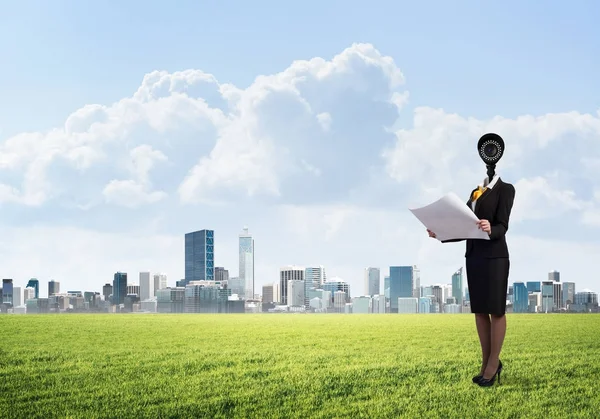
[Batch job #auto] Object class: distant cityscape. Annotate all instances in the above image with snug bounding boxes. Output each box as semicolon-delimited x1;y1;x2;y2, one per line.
1;227;599;315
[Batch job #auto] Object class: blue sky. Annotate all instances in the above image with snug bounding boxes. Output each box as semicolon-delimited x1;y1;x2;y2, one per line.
1;1;600;297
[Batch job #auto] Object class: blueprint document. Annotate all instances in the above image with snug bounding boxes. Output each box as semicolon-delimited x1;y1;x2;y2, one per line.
409;192;490;241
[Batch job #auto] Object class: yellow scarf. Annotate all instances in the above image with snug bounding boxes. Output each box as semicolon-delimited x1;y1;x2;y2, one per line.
471;185;487;201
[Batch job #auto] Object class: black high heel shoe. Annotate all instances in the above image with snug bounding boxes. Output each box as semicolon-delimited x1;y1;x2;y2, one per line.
478;360;503;387
472;359;501;383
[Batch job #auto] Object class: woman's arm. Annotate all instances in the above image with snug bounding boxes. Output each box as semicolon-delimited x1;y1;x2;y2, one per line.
489;183;516;240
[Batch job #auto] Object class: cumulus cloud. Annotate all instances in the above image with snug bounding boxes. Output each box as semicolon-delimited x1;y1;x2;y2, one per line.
1;42;600;294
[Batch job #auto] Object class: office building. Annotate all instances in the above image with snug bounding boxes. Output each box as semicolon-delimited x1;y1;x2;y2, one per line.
215;267;229;282
352;296;372;313
288;280;305;306
372;295;386;313
127;284;140;297
452;268;464;305
527;281;541;293
572;290;599;312
398;297;418;313
553;282;563;310
272;281;280;304
113;272;128;305
541;281;554;312
24;287;35;302
156;288;185;313
529;292;542;312
419;297;431;314
26;278;39;299
549;270;560;282
384;276;390;299
2;279;13;305
389;266;414;313
305;266;326;307
280;266;304;305
322;277;350;304
184;284;231;313
562;282;576;307
364;267;380;297
333;290;347;311
13;286;22;307
228;277;244;297
153;274;167;294
139;272;151;301
412;267;421;299
239;227;254;299
262;284;274;304
513;282;528;313
48;280;60;296
185;229;214;285
102;283;113;302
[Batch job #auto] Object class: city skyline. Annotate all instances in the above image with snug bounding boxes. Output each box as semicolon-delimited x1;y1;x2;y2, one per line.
2;226;597;314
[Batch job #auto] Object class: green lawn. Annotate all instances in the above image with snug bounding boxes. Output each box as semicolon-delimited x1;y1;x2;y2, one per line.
1;314;599;418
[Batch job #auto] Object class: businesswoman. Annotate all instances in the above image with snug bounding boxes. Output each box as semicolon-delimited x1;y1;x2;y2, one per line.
427;174;515;387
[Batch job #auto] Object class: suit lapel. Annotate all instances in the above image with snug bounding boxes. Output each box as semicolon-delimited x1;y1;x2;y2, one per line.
475;178;502;213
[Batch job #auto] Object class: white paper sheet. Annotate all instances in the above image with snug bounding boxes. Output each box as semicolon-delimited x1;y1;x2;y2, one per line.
409;192;490;241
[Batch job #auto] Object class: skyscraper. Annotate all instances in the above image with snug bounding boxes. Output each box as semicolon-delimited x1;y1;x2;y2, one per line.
102;284;113;302
364;267;380;296
549;270;560;282
451;268;464;305
27;278;39;299
2;279;13;306
262;284;274;304
239;227;254;299
185;230;214;285
280;266;304;305
305;265;326;307
139;272;151;301
527;281;541;293
562;282;576;306
541;281;554;312
513;282;528;313
215;267;229;282
113;272;127;305
153;274;167;295
412;267;421;299
384;276;390;299
12;287;22;307
48;280;60;296
389;266;414;313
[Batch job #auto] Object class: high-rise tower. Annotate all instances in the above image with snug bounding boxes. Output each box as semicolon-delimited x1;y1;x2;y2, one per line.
185;230;214;285
239;227;254;299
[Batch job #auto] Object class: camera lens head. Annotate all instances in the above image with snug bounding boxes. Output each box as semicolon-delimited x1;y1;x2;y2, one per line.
477;133;504;165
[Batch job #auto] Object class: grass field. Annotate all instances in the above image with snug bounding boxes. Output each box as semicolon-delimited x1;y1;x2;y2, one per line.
1;314;599;418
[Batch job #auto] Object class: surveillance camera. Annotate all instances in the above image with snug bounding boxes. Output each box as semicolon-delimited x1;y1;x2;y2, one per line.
477;133;505;166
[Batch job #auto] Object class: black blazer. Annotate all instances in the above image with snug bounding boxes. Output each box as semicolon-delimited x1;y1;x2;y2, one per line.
443;178;516;259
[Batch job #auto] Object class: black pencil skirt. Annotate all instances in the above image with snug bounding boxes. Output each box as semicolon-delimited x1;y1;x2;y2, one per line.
465;257;510;316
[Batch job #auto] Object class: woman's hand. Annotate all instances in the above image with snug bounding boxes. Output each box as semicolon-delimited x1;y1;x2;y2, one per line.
477;219;491;234
427;229;437;238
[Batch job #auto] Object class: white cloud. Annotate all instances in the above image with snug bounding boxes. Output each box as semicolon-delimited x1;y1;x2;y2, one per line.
1;42;600;296
511;177;587;222
103;180;167;208
316;112;332;131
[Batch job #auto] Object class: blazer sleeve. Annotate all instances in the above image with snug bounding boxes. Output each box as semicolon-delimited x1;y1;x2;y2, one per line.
489;183;516;240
